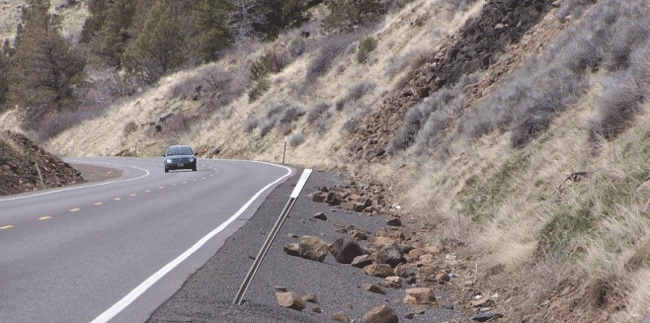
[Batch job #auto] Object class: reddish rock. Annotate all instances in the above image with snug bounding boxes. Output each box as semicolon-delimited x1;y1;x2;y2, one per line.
404;288;436;307
275;291;305;311
299;236;329;262
363;264;394;278
362;304;399;323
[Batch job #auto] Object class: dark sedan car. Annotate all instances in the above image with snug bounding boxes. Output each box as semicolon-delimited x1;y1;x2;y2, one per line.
163;145;197;172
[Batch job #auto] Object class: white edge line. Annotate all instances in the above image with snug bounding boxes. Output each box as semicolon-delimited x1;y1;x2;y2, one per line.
89;163;294;323
291;169;312;198
0;162;151;202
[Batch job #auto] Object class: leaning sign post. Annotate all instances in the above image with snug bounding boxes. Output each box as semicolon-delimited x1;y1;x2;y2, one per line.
233;168;312;305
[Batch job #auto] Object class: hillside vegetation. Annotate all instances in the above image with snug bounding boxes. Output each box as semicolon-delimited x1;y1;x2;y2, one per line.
2;0;650;321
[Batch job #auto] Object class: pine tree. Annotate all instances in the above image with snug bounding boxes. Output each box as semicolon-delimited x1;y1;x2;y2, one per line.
80;0;108;44
123;0;186;84
322;0;386;33
93;0;136;66
192;0;232;62
7;0;85;129
0;40;13;109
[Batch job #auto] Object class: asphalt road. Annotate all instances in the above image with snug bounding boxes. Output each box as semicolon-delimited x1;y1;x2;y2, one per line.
0;157;293;323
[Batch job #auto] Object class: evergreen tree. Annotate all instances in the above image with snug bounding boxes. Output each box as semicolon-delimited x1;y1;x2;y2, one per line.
0;40;13;109
80;0;108;44
93;0;136;66
123;0;186;84
192;0;232;62
322;0;386;33
7;0;85;129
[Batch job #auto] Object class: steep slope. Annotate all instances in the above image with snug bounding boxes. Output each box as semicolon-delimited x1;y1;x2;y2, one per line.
25;0;650;322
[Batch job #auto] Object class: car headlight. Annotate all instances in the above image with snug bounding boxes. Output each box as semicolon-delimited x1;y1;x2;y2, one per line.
166;159;172;163
189;157;195;162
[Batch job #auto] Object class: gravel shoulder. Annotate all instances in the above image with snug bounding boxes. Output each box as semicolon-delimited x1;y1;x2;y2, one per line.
146;170;462;323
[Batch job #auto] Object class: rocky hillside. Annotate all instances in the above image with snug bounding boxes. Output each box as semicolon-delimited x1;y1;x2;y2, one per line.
0;130;83;195
4;0;650;322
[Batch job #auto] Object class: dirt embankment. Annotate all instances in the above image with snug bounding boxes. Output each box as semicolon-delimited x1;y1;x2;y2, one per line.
0;130;84;195
350;0;554;161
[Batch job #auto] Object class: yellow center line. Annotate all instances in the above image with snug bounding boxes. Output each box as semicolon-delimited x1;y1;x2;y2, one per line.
95;202;103;206
159;186;165;190
130;193;137;197
202;177;206;180
0;225;14;230
70;208;81;213
145;190;151;193
114;197;121;201
183;181;188;184
38;216;52;221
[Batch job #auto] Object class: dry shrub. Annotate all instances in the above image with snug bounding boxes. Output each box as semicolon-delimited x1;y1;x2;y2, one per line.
258;102;305;137
305;33;359;83
122;121;138;136
336;81;376;111
307;102;331;124
589;70;644;142
391;72;478;155
289;133;306;147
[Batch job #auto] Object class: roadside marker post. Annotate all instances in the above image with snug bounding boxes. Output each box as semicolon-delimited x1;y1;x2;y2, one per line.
233;168;312;305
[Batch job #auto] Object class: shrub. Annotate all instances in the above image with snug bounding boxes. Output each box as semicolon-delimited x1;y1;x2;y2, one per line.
244;116;258;133
356;37;378;64
307;102;331;124
123;121;138;136
278;105;305;125
248;77;270;102
336;81;376;111
289;133;306;147
305;33;358;83
322;0;386;33
289;38;306;57
589;70;643;142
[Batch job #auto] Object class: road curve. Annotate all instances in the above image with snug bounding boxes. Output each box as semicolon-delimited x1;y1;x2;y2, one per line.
0;157;293;323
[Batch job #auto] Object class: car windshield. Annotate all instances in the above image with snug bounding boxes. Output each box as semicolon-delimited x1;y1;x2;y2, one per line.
167;146;194;156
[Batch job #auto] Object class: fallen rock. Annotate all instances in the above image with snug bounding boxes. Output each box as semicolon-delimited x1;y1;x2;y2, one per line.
284;243;300;256
363;264;395;278
332;311;351;323
330;237;365;264
314;212;327;220
312;192;326;203
470;312;504;322
364;283;386;295
326;192;343;206
299;236;329;262
404;288;436;307
362;304;399;323
275;291;305;311
312;305;322;313
382;276;402;289
375;244;404;268
351;254;373;268
303;293;318;304
386;217;402;227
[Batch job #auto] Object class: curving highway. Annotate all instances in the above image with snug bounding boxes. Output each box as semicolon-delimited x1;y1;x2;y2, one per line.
0;157;293;323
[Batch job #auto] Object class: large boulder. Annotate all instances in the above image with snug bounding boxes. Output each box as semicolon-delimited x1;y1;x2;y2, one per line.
404;288;437;307
363;264;394;278
299;236;329;262
375;244;404;268
362;304;399;323
275;291;305;311
329;237;365;264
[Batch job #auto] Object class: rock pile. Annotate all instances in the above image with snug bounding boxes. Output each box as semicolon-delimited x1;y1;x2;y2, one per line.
0;131;84;195
349;0;554;161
